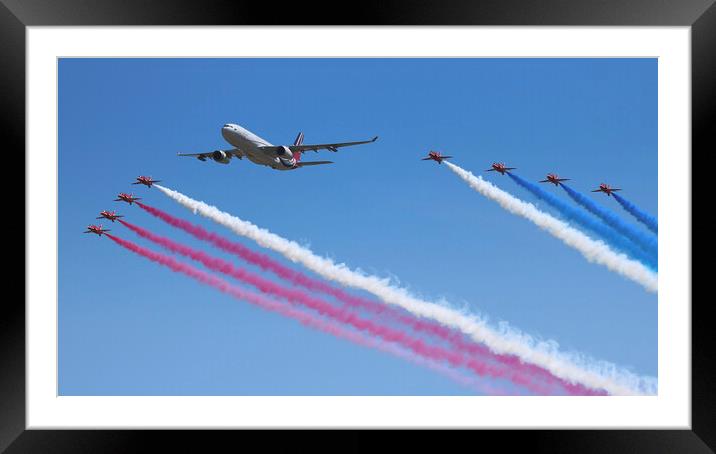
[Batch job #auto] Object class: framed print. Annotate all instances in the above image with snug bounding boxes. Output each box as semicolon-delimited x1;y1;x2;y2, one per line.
5;0;713;451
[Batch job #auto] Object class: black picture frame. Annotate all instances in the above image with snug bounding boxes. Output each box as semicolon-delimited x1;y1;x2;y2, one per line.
4;0;712;451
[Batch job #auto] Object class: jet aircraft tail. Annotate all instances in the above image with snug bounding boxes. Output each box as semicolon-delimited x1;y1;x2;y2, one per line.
293;132;304;146
292;132;305;162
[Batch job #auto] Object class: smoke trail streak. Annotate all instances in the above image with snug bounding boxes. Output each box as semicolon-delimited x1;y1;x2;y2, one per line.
134;204;595;395
155;184;656;395
118;221;568;395
560;184;658;256
613;193;658;234
105;235;498;394
377;341;511;395
106;233;529;395
507;174;657;269
445;164;657;293
136;202;397;317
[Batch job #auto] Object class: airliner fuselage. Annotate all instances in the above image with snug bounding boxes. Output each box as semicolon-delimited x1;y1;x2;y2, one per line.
179;123;378;171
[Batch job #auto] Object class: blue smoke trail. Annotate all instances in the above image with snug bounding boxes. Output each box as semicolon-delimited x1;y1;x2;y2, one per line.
560;184;658;257
613;193;658;234
507;173;657;269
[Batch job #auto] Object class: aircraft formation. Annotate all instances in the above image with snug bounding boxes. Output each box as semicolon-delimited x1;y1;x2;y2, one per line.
85;132;634;236
79;136;657;397
166;122;628;196
84;177;153;235
421;152;622;195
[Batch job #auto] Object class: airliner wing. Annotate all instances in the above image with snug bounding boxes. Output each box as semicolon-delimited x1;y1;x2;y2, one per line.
287;136;378;153
177;149;243;161
296;161;334;167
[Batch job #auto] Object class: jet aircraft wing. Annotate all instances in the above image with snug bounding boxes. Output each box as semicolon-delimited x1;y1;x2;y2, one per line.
270;136;378;153
177;149;243;161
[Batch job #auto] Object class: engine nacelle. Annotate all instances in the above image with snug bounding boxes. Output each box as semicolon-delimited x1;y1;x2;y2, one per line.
212;150;231;164
276;145;293;160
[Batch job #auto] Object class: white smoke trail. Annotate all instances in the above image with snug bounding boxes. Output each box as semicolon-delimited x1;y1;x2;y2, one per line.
155;184;656;396
444;163;658;293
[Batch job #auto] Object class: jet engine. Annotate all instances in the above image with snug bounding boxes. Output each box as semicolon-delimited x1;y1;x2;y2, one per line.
212;150;231;164
276;146;293;160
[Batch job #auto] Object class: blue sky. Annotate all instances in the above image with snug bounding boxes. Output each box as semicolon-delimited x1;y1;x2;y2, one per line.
58;58;657;395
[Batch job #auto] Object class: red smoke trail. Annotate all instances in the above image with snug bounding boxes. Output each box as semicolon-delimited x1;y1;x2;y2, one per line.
104;233;503;395
118;222;593;395
135;203;605;395
106;232;515;393
137;202;395;314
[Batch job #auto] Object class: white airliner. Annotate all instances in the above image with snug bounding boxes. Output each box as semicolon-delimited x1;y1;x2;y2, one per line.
178;123;378;171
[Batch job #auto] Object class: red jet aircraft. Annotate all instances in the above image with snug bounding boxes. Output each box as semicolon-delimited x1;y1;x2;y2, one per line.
83;224;110;236
114;193;141;205
421;150;453;164
96;210;123;222
591;183;622;196
133;176;161;187
539;173;571;186
486;162;516;175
